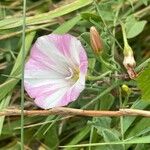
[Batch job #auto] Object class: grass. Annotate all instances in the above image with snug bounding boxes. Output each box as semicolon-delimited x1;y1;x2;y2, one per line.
0;0;150;149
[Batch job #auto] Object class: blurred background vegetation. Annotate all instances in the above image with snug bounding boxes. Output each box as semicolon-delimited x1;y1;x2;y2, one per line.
0;0;150;149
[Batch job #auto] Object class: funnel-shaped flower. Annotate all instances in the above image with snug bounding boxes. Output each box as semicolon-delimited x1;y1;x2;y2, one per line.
24;34;88;109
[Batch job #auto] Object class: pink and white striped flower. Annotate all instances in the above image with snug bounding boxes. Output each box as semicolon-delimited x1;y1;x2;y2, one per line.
24;34;88;109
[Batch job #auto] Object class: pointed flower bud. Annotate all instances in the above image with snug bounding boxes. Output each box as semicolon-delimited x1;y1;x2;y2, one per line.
123;45;136;70
90;26;103;55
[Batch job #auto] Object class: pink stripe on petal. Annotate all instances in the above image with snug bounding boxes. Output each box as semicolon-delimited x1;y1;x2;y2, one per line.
30;44;55;66
25;59;50;71
34;88;69;109
25;83;57;99
57;85;82;107
79;51;88;74
48;34;72;57
56;73;86;107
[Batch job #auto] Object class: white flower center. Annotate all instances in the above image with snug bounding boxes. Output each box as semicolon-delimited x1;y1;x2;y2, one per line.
65;67;79;82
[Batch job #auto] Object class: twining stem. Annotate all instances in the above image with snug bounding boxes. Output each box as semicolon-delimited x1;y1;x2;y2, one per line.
87;71;111;81
0;108;150;117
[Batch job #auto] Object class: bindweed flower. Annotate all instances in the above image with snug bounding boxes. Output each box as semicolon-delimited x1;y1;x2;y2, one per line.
90;26;103;55
24;34;88;109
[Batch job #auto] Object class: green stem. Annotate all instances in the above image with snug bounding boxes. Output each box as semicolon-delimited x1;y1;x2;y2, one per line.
123;95;129;107
136;57;150;72
89;102;99;150
83;82;120;109
98;56;117;71
87;71;111;81
120;22;128;48
21;0;26;149
120;22;133;56
119;87;125;150
112;7;120;60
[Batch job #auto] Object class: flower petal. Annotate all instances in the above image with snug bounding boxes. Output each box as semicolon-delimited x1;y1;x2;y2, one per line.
34;87;69;109
79;50;88;74
56;73;86;107
24;58;69;99
48;34;88;67
48;34;72;57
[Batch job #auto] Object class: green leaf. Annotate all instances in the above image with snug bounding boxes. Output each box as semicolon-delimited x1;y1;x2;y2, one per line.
44;125;59;149
92;117;124;150
60;135;150;148
123;100;149;133
100;94;114;110
53;15;81;34
136;64;150;101
95;1;115;21
141;0;149;5
126;118;150;139
81;13;101;22
0;32;35;101
88;58;96;74
125;16;147;38
64;126;90;150
0;0;93;30
0;95;11;135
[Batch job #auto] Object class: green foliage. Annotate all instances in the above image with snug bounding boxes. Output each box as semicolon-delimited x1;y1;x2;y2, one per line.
136;64;150;101
53;15;81;34
0;0;150;149
0;32;35;101
125;16;147;39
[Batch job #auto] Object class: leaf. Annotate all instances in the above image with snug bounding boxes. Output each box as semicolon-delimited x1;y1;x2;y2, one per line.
0;32;36;101
100;94;114;110
60;135;150;148
101;129;124;150
126;118;150;138
44;125;59;149
88;58;96;74
64;126;90;150
123;99;149;133
0;0;93;30
53;15;81;34
81;13;101;22
95;1;115;21
125;16;147;38
92;117;124;150
136;64;150;101
0;95;11;135
141;0;149;5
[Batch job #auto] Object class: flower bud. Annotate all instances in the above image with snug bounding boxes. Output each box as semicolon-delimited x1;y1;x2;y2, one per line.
122;84;131;95
90;26;103;55
121;23;137;79
123;47;136;70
